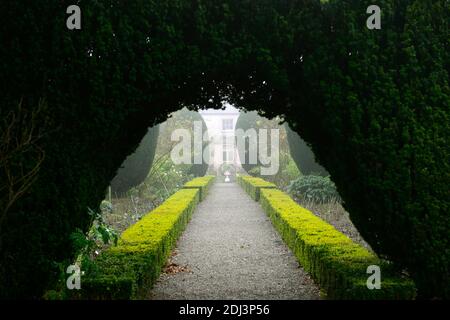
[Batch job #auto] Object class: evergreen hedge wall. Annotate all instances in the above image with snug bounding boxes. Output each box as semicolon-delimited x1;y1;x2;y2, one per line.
0;0;448;298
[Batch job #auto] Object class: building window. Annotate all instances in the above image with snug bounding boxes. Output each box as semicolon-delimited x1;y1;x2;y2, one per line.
222;119;233;130
227;150;234;162
222;135;234;149
223;150;234;163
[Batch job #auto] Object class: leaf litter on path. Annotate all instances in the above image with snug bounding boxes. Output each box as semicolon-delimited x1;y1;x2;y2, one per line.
164;263;192;275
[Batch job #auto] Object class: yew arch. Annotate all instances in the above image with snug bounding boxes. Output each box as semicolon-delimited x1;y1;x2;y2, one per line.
0;0;448;299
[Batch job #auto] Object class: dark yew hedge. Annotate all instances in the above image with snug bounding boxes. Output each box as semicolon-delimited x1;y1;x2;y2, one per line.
0;0;448;299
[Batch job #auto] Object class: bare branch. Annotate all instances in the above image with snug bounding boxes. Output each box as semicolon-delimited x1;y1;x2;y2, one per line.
0;98;48;225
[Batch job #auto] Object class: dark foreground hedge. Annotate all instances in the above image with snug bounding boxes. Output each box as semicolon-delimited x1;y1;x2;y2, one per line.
73;188;200;299
0;0;448;299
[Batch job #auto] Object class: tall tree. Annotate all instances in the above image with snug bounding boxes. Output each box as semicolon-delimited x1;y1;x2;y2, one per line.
285;124;328;176
110;126;159;196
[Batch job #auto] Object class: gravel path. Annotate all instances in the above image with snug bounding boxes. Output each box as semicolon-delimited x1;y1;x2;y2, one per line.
148;183;320;300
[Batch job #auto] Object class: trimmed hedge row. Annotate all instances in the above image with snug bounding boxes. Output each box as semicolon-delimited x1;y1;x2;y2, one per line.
183;175;216;201
236;175;276;201
76;188;200;299
258;188;416;300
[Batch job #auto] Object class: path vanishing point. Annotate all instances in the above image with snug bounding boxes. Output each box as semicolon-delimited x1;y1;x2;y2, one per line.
148;183;320;300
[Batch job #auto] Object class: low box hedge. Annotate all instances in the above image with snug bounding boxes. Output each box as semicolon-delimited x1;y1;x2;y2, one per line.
259;188;416;300
236;175;276;201
182;175;215;201
75;187;200;299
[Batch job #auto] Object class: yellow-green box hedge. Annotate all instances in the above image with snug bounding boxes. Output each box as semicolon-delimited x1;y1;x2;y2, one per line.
260;188;416;300
236;175;276;201
183;175;215;201
76;188;200;299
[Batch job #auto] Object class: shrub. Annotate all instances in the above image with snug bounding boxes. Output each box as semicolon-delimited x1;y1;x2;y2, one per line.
234;111;262;174
247;153;301;189
140;154;195;205
259;188;416;300
74;188;200;299
277;155;301;188
284;124;328;176
70;208;119;263
183;176;216;201
110;126;160;196
219;163;236;177
287;175;341;204
237;175;276;201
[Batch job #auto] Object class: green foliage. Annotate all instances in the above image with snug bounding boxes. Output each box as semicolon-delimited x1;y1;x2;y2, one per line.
235;111;291;175
287;175;341;204
219;163;236;176
259;188;416;300
235;111;262;174
140;154;195;204
280;156;301;185
285;124;328;176
156;108;209;179
286;0;449;298
183;175;216;201
248;152;301;189
44;207;119;300
235;112;300;188
248;166;261;177
76;188;200;299
237;175;277;201
132;108;209;204
110;126;160;195
185;112;210;178
0;0;448;299
70;208;118;272
99;200;113;214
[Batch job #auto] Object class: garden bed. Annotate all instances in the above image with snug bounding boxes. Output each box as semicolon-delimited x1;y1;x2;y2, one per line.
238;177;416;299
74;187;201;299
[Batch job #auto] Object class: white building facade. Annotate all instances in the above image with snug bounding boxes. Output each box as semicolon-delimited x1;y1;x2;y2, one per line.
200;104;242;174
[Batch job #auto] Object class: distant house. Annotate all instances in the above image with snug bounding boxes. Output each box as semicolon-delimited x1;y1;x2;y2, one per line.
200;104;242;174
